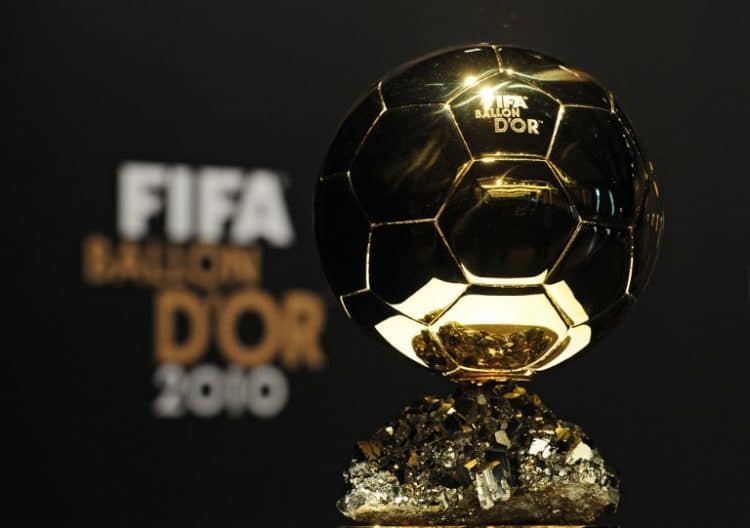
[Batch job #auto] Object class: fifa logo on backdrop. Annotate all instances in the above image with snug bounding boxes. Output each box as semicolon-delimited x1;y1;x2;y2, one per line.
474;92;541;135
82;162;327;419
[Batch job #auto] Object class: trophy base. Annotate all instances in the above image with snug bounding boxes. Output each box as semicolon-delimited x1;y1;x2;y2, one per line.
338;383;618;526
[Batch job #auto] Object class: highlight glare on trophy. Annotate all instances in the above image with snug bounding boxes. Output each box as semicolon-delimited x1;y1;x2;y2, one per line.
315;44;663;525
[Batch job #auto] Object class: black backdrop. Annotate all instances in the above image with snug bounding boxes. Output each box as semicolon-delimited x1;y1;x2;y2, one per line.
8;1;750;526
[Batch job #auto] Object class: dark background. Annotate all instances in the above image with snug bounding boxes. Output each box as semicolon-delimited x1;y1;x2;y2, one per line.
7;1;749;526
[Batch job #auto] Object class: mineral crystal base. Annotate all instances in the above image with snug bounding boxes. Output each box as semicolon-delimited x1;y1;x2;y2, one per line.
338;383;618;525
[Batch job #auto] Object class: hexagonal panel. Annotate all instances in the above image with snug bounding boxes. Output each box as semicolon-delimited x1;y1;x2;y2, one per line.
439;159;578;284
430;286;568;373
321;88;383;177
533;324;592;371
314;172;370;296
549;106;644;224
369;222;466;322
341;290;429;368
497;46;610;110
613;97;651;218
495;46;565;71
410;328;457;373
630;179;664;296
450;73;560;157
612;96;647;157
585;293;634;343
545;224;631;322
351;105;472;223
381;45;500;107
341;289;392;325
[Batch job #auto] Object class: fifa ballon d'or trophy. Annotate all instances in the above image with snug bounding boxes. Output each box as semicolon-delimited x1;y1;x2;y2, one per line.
315;45;663;526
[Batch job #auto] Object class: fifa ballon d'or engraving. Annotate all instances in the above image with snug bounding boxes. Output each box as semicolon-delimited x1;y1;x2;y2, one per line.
315;44;663;525
315;44;663;382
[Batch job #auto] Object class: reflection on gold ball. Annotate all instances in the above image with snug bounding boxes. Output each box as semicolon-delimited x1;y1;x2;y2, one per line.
315;44;663;381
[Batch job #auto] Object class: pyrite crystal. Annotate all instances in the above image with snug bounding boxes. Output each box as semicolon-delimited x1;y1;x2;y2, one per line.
315;44;662;525
338;383;618;525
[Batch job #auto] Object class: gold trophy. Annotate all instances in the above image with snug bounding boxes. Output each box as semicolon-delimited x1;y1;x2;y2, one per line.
314;44;663;526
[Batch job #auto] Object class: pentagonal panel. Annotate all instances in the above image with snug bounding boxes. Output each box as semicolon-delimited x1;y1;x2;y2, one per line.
497;46;610;110
630;179;664;295
381;45;500;107
369;222;466;322
550;106;644;224
430;286;568;372
314;172;370;295
351;105;471;222
545;224;631;322
451;73;560;157
439;159;578;284
321;88;383;177
341;290;429;368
